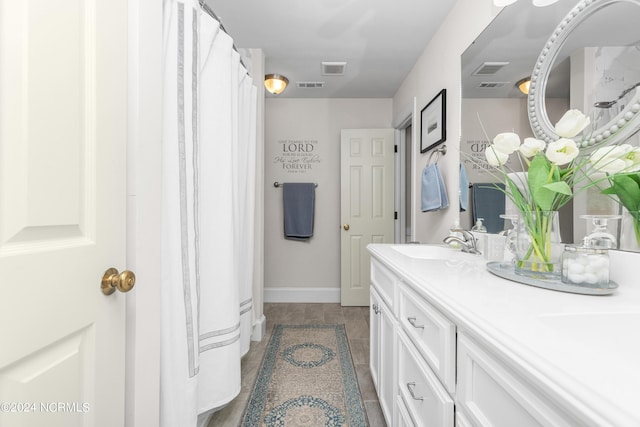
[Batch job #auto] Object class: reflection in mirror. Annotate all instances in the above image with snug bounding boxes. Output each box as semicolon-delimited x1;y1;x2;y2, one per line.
533;0;640;250
460;0;640;251
460;0;574;237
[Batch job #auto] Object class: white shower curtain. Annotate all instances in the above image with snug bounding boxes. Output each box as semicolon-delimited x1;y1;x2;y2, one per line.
161;1;258;426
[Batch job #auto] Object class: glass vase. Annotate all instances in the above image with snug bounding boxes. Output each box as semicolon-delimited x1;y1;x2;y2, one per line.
619;209;640;252
514;210;562;279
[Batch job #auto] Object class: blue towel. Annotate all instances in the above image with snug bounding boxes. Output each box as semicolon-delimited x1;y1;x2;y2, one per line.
282;183;315;240
459;164;469;212
472;183;505;233
421;164;449;212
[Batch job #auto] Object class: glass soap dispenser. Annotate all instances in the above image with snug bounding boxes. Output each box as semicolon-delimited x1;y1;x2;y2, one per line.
471;218;487;233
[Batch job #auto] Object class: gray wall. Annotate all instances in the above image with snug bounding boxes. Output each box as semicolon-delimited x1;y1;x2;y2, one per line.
264;98;392;297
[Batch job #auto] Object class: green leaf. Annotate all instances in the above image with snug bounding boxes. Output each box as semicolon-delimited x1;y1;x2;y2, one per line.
505;179;527;209
528;154;555;211
543;181;573;196
611;174;640;212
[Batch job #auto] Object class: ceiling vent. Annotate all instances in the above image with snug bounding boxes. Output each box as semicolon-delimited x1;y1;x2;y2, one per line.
297;81;325;88
321;62;347;75
477;82;508;88
472;62;509;76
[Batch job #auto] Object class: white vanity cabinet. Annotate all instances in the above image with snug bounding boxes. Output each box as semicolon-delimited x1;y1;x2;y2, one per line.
370;256;455;426
367;244;639;426
370;258;398;426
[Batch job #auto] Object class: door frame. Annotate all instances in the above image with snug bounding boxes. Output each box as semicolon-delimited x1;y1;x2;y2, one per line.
125;0;162;425
393;97;418;244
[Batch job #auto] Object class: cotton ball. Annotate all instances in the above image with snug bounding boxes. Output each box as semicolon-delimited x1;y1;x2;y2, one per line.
568;272;584;283
582;273;599;285
568;262;585;275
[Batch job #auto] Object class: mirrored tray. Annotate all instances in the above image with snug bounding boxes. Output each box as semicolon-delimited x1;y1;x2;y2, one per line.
486;262;618;296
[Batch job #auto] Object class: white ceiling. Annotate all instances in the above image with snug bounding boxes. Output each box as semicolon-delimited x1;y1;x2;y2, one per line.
205;0;458;98
205;0;640;100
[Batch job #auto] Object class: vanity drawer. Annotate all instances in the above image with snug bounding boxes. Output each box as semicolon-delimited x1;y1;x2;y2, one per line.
457;332;579;427
455;408;474;427
396;395;415;427
398;283;456;392
371;257;397;310
398;330;454;427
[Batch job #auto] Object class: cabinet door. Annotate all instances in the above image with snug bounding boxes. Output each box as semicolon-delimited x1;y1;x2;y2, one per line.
379;297;396;423
457;332;578;427
370;289;382;390
371;287;396;425
397;395;415;427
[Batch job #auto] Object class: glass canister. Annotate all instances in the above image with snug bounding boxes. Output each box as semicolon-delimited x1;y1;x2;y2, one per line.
561;245;610;287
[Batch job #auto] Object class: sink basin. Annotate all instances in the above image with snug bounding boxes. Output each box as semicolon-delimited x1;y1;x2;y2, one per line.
390;244;458;260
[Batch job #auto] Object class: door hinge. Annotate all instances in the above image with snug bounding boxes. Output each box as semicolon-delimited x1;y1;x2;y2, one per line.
394;145;398;153
394;211;398;220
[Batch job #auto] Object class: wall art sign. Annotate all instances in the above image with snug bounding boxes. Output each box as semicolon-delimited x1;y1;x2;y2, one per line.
421;89;447;153
273;139;322;174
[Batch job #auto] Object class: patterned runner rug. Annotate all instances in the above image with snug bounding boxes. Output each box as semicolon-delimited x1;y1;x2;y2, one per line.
241;324;368;426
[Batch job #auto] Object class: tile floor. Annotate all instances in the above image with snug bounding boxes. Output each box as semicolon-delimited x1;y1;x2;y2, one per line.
208;303;387;427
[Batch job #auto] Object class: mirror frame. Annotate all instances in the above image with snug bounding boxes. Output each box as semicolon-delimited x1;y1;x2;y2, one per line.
528;0;640;147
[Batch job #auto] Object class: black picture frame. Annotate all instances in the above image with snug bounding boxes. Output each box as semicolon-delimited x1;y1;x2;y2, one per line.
420;89;447;153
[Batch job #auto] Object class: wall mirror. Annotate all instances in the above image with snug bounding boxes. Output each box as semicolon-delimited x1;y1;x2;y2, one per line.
530;0;640;147
460;0;640;250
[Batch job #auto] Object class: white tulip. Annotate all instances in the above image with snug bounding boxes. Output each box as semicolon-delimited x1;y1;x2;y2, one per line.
554;109;591;138
545;138;579;166
519;138;546;158
493;132;521;154
485;145;509;166
590;144;633;173
624;147;640;172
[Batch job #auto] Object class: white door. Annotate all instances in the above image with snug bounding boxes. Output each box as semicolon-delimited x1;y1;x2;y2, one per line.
0;1;129;426
340;129;395;306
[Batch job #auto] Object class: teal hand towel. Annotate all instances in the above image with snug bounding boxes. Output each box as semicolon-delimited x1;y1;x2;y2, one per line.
459;164;469;212
282;183;315;240
421;164;449;212
472;183;505;233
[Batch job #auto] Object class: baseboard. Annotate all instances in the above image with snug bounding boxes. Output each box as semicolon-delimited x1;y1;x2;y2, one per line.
251;314;266;342
264;287;341;303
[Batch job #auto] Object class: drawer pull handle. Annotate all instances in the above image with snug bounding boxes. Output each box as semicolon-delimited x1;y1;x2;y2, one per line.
406;382;423;401
407;317;424;329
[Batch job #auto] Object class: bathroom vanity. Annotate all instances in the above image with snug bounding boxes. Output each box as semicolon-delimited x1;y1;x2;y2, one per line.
367;244;640;427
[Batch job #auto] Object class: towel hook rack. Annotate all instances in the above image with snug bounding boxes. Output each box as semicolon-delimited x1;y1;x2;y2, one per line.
427;144;447;165
274;182;318;188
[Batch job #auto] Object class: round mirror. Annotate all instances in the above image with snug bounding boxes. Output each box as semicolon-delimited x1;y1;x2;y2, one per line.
529;0;640;147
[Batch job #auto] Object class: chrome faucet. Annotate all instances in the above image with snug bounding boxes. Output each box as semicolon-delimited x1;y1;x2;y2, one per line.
442;229;482;255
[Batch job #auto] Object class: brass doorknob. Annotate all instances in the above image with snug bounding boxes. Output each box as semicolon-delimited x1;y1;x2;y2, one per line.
343;224;350;231
101;268;136;295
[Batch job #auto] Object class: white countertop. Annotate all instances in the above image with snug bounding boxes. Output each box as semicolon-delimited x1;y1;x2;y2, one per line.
368;244;640;426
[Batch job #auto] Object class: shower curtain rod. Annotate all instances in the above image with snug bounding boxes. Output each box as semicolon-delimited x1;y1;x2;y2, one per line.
198;0;247;70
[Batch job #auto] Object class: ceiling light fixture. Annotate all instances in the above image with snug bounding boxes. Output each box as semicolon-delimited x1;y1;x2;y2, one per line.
493;0;559;6
516;77;531;95
264;74;289;95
